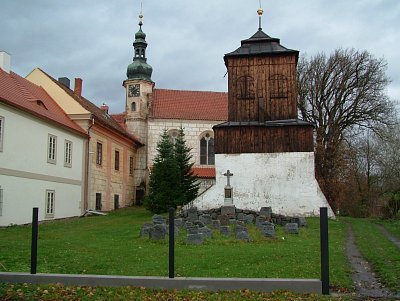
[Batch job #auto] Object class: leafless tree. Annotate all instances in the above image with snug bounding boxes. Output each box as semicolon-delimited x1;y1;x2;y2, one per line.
297;48;396;209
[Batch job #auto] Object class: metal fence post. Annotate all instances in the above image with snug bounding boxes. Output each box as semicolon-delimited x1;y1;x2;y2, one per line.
169;207;175;278
320;207;329;295
30;207;39;274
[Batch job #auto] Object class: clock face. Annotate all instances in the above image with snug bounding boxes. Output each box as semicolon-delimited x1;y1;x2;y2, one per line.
128;84;140;97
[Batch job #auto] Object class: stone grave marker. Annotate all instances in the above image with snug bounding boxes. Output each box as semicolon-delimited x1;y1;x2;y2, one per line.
186;234;204;245
218;214;230;226
221;206;235;218
294;217;307;227
256;216;267;228
186;225;199;235
174;218;184;228
260;207;272;220
152;214;166;225
140;223;153;237
243;214;254;224
285;223;299;234
220;226;231;236
199;214;212;225
199;226;213;238
260;222;275;238
236;230;252;241
187;207;198;222
212;220;221;230
150;224;166;240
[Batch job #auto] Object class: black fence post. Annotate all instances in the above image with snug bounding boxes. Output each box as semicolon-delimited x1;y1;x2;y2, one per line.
320;207;329;295
169;207;175;278
30;207;39;274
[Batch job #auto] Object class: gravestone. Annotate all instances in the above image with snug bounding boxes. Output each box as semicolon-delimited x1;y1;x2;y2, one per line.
256;216;267;228
199;214;212;225
184;221;194;229
220;226;231;236
243;214;254;224
174;218;184;228
293;217;307;227
186;225;199;235
260;207;272;220
212;220;221;230
237;212;245;221
198;226;213;238
221;206;235;218
235;231;252;241
260;222;275;238
285;223;299;234
186;234;204;245
152;214;166;225
150;224;166;240
166;225;180;238
140;223;153;237
187;207;198;222
218;215;230;226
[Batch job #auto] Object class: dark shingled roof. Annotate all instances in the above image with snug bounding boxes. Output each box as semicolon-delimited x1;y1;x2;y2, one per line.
224;29;299;63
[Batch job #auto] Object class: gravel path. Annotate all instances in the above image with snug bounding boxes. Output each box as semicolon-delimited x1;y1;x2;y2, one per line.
345;224;399;300
375;224;400;250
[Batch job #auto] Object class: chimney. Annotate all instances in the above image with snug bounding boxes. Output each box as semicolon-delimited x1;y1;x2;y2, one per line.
58;77;70;89
0;51;11;73
100;103;109;114
74;78;82;96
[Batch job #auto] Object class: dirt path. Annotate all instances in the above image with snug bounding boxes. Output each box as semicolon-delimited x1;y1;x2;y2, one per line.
375;224;400;250
345;224;399;300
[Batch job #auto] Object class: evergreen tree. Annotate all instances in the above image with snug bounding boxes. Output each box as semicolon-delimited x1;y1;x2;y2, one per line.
174;127;200;207
144;127;200;213
144;130;181;213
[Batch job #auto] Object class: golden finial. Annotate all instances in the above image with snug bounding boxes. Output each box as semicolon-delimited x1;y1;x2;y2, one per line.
257;0;263;30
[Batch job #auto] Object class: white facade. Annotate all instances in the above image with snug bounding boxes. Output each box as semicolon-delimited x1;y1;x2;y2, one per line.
0;104;86;226
193;152;334;217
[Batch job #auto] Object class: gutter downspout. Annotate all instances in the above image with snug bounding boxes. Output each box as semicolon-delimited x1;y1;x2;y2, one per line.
84;116;95;211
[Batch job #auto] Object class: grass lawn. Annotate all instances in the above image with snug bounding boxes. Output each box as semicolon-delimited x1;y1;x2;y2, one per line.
0;207;352;289
347;218;400;292
376;219;400;239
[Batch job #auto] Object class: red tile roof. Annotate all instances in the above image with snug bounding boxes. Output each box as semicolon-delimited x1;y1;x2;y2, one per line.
37;69;143;147
0;68;87;137
192;167;216;179
111;113;127;130
151;89;228;121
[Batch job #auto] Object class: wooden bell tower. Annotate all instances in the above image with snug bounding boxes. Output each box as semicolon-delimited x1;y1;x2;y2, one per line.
214;9;313;155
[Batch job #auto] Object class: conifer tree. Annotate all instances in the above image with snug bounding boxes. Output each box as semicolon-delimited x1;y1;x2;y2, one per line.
144;130;181;213
174;127;200;207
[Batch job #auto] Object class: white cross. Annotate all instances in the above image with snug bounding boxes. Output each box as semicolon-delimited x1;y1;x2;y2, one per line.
224;170;234;187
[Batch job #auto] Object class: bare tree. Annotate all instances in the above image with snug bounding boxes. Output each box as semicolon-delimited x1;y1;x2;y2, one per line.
297;48;395;209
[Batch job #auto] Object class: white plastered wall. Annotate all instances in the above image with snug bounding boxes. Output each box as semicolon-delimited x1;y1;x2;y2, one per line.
193;152;335;217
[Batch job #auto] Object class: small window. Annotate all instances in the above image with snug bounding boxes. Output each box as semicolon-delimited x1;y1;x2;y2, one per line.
131;102;136;112
64;140;73;167
115;150;120;171
269;74;288;99
0;186;3;216
45;190;55;218
96;142;103;165
47;134;57;164
0;116;4;152
129;156;134;176
200;133;215;165
95;193;102;211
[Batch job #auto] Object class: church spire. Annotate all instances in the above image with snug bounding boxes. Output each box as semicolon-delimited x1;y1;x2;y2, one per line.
126;11;153;82
257;0;264;31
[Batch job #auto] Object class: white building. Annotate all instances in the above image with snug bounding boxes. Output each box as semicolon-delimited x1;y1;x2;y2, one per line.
0;52;87;226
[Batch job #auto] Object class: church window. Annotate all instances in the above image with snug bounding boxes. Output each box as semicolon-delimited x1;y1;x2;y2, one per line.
115;150;120;171
141;49;145;57
64;140;73;167
95;193;102;210
131;102;136;112
168;129;179;145
96;142;103;165
200;132;215;165
235;76;255;99
135;49;140;57
269;74;288;99
129;156;134;176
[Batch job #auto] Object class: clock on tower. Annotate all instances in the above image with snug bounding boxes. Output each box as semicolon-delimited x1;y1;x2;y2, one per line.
128;84;140;97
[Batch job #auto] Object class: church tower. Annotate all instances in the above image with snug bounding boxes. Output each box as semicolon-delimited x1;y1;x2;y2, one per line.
193;6;334;216
124;13;154;198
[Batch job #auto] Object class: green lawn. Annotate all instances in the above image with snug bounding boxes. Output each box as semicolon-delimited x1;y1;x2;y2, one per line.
0;207;351;289
347;218;400;291
377;219;400;239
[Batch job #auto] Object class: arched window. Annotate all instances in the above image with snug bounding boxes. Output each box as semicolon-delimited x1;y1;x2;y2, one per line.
168;129;179;145
235;76;255;99
135;49;140;57
269;74;288;99
200;132;215;165
131;102;136;112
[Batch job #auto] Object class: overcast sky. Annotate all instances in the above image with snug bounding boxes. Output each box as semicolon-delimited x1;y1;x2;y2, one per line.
1;0;399;114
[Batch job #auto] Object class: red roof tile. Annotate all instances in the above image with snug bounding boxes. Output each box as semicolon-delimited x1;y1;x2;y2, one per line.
152;89;228;121
0;68;87;137
111;113;127;129
192;167;216;179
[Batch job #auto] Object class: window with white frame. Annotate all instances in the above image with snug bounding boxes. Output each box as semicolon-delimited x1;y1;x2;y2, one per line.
0;116;4;152
45;190;55;218
64;140;73;167
47;134;57;164
0;186;3;216
200;132;215;165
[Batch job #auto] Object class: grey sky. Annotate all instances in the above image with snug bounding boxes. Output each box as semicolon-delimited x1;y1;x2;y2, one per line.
1;0;399;114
